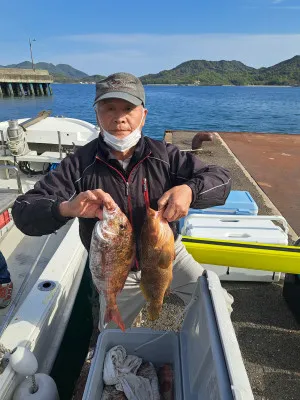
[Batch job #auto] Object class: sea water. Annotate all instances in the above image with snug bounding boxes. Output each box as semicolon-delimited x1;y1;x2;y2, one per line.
0;84;299;139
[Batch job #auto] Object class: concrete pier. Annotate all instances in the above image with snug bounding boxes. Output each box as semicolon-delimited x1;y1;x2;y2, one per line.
0;68;53;97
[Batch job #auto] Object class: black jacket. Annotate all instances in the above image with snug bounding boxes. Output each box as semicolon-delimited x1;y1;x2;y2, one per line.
12;134;231;258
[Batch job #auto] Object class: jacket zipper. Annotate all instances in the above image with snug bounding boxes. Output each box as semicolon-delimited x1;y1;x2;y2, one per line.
143;177;150;209
95;152;151;224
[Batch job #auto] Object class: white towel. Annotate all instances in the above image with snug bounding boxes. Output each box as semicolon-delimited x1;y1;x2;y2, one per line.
103;345;160;400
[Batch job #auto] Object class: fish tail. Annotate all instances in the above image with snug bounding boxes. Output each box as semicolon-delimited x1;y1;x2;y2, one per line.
148;301;163;321
140;281;151;301
104;307;126;332
165;285;171;297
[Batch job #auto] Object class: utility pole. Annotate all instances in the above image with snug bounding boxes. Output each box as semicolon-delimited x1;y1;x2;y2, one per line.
29;38;36;71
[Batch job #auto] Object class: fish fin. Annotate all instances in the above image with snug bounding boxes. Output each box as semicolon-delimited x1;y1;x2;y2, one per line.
148;301;163;321
158;251;174;269
104;307;126;332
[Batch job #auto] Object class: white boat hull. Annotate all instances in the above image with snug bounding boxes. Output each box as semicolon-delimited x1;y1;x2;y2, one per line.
0;117;99;147
0;219;87;399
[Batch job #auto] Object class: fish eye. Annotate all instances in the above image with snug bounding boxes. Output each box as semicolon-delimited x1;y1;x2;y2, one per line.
119;224;126;230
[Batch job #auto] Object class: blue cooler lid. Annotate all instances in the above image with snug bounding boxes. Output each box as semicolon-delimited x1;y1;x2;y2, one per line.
179;273;253;399
178;191;258;232
204;191;258;214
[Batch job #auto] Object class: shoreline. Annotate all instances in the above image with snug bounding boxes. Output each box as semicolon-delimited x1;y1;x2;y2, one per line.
143;84;293;87
52;82;294;88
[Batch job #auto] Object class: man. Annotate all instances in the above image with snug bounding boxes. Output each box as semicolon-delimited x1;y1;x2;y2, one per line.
0;251;13;308
12;72;232;329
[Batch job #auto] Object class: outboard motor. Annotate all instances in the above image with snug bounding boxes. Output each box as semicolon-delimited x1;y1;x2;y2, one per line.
7;120;29;156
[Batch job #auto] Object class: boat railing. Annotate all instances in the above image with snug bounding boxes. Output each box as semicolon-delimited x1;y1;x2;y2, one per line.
0;165;23;195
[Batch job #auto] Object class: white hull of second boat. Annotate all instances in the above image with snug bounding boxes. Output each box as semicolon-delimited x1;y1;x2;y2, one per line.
0;117;99;147
0;218;87;400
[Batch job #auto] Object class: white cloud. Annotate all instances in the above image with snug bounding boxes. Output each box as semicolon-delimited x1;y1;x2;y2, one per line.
272;6;300;9
51;33;300;76
270;0;300;7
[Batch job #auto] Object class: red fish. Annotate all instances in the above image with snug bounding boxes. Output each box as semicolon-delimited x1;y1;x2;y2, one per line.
89;206;135;331
158;364;174;400
140;208;175;320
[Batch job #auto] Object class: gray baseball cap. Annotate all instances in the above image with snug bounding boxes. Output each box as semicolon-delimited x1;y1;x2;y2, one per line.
94;72;145;106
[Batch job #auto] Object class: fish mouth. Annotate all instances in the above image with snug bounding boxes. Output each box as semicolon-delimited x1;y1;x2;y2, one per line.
103;205;119;220
153;209;167;221
95;221;118;241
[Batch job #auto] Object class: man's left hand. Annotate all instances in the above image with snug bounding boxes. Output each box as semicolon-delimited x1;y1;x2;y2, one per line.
158;184;193;222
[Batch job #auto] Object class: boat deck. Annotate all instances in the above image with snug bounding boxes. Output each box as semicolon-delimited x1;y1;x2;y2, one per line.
0;167;73;334
0;224;70;331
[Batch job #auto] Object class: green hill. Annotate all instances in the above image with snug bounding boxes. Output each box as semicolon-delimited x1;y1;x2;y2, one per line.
140;56;300;86
254;56;300;85
2;56;300;85
3;62;89;82
81;74;106;83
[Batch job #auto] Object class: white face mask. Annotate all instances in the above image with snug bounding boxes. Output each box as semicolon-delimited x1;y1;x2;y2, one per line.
101;112;145;152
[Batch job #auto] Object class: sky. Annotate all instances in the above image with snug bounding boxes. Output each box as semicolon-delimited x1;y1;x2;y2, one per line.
0;0;300;76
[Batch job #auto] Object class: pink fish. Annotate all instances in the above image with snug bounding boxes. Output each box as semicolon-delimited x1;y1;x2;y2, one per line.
89;206;135;331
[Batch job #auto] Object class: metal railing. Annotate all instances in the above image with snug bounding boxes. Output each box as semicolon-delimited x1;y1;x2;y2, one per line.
0;165;23;194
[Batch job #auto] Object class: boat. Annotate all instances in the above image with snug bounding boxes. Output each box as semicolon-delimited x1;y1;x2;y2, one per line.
0;112;99;399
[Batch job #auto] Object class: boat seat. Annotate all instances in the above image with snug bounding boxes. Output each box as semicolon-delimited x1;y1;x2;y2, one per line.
0;193;18;214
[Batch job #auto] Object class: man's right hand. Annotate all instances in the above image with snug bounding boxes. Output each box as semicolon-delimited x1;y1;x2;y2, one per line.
58;189;116;220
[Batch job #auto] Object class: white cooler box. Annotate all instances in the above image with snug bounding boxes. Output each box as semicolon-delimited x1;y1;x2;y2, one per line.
182;215;288;282
83;272;254;400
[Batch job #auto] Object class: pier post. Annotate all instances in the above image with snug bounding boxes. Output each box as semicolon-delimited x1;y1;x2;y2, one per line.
43;83;49;95
48;84;53;95
29;83;35;96
19;83;25;96
7;83;14;97
33;83;39;95
39;83;44;95
0;85;3;97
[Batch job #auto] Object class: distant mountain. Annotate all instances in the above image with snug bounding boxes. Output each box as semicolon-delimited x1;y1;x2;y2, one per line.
55;64;89;79
81;74;106;83
255;55;300;85
140;56;300;86
2;56;300;85
140;60;257;85
2;62;89;82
